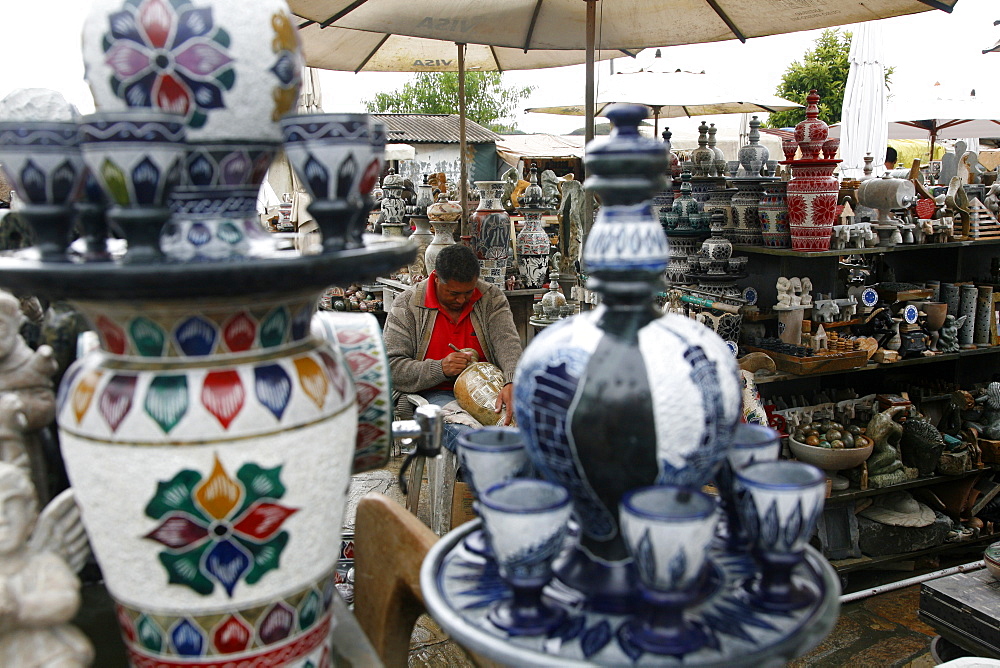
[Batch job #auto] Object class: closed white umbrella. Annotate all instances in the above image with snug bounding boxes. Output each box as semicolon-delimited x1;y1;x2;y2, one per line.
839;22;888;179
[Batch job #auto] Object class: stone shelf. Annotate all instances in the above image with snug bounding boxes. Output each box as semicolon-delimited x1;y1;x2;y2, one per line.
733;237;1000;258
830;531;996;574
826;467;990;505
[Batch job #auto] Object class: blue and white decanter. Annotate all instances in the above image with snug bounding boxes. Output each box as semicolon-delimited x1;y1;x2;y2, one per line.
513;104;743;613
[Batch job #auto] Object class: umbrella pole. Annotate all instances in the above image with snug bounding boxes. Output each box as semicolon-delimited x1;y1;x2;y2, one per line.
583;0;596;237
929;130;937;177
458;42;469;237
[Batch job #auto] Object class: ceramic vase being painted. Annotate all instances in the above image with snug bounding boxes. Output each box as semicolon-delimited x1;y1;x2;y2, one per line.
514;105;742;613
469;181;512;285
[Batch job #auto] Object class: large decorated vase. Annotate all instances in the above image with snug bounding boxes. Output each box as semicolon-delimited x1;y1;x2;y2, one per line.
58;291;357;665
0;1;414;666
513;105;742;613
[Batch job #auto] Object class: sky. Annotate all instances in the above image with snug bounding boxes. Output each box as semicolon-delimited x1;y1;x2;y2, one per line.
2;0;998;138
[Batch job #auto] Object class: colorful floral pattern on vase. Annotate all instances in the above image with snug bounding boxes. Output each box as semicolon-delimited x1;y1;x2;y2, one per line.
470;181;512;285
117;568;338;664
759;182;790;248
144;455;298;597
786;161;839;252
793;90;828;160
312;311;392;473
162;140;279;260
78;295;316;357
514;105;742;613
56;288;358;666
79;113;187;208
82;0;303;142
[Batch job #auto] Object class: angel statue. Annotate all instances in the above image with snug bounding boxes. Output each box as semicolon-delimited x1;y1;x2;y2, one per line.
0;462;93;666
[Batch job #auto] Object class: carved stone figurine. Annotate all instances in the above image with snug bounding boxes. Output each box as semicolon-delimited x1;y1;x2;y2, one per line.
861;405;919;488
0;462;93;666
0;292;58;433
971;382;1000;441
937;314;966;353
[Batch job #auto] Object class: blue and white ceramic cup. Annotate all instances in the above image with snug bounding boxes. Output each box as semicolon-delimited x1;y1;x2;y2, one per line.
620;485;719;655
0;120;88;260
79;111;186;263
479;479;571;636
280;113;373;252
737;460;826;611
457;427;530;556
717;423;782;550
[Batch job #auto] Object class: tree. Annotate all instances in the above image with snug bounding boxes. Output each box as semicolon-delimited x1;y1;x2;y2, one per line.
363;72;533;133
765;29;892;129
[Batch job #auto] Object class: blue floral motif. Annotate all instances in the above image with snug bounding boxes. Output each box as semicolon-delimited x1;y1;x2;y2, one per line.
170;618;205;656
616;621;645;661
580;620;613;659
175;315;217;356
254;364;292;421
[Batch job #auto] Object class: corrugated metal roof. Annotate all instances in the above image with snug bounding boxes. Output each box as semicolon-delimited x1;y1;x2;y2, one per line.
371;114;499;144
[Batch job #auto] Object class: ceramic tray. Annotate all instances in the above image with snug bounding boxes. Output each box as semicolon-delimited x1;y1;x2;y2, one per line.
421;520;840;667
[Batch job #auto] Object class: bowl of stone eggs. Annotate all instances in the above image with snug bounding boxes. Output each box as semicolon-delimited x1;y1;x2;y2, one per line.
788;419;874;491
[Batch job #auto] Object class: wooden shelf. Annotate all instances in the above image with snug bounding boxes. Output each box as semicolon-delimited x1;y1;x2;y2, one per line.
831;532;997;574
753;346;1000;384
733;237;1000;258
826;467;990;504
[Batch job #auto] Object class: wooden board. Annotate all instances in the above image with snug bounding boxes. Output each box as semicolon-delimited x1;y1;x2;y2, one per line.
876;286;934;302
743;345;868;375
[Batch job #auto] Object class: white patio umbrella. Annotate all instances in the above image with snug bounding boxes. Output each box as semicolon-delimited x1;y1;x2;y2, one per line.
291;22;625;230
830;95;1000;161
838;22;888;179
290;0;958;144
291;0;958;233
526;70;802;135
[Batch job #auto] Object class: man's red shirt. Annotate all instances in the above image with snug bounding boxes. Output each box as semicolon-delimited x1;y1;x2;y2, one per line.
424;272;485;389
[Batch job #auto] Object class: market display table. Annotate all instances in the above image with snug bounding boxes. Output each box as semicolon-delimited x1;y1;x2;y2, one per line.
377;277;545;348
919;567;1000;659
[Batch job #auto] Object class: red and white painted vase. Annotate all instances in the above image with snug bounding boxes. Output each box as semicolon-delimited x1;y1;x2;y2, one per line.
792;90;828;160
786;90;840;252
786;161;840;251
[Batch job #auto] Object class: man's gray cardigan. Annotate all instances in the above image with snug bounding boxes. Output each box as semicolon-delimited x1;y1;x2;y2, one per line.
384;279;522;393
